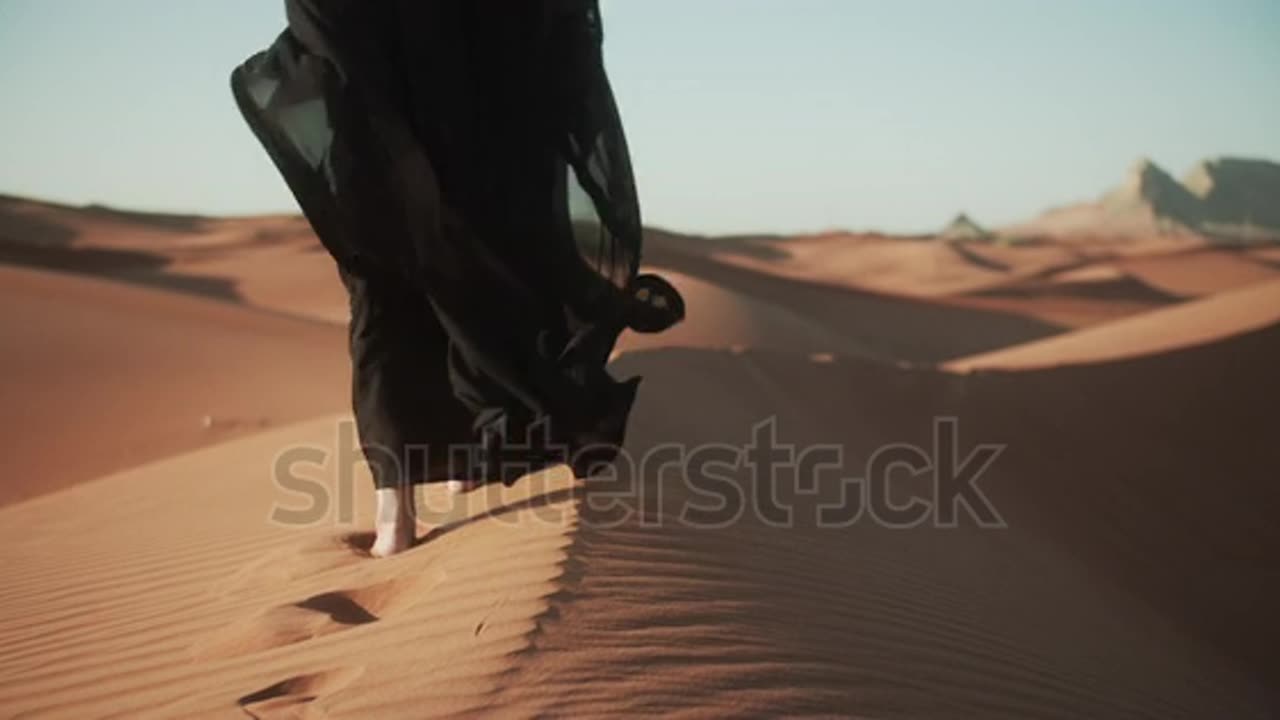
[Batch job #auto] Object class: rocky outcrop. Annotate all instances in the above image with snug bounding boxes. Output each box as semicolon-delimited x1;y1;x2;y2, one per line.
1101;158;1205;230
1183;157;1280;233
939;213;991;240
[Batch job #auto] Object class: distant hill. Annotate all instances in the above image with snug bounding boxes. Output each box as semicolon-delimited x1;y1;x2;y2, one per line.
1007;156;1280;242
938;213;991;240
1101;158;1205;229
1183;157;1280;235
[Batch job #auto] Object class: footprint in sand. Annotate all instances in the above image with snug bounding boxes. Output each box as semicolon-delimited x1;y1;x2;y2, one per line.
194;573;441;661
237;666;364;719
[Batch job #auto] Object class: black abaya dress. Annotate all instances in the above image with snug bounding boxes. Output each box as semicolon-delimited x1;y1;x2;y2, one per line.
231;0;683;488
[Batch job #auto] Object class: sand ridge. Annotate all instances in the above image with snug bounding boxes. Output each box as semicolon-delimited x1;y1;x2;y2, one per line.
948;278;1280;370
0;265;348;505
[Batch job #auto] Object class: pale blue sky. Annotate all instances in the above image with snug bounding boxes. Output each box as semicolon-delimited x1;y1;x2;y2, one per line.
1;0;1277;234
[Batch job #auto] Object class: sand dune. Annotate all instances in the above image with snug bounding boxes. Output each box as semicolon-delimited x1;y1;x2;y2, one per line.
658;231;1057;298
1114;248;1280;298
948;279;1280;371
1;224;1039;508
4;194;1062;361
166;239;349;324
5;192;1272;362
3;193;1279;717
1248;245;1280;267
643;228;1274;337
0;265;347;505
0;254;909;506
957;263;1182;328
1;329;1276;717
617;268;866;356
645;227;1210;301
0;194;349;323
645;234;1064;363
0;417;587;718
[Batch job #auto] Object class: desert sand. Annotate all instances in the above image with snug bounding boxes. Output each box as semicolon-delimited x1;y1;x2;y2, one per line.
0;265;347;505
948;279;1280;371
1;190;1277;717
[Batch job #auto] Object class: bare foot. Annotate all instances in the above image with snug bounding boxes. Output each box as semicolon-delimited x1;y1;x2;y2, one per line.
370;485;416;558
444;479;482;495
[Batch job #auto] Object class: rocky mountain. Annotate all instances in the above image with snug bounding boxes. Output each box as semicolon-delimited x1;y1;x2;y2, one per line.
1102;158;1205;229
1183;157;1280;234
1007;156;1280;241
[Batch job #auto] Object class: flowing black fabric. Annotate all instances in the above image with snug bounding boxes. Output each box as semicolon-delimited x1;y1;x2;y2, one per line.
232;0;681;486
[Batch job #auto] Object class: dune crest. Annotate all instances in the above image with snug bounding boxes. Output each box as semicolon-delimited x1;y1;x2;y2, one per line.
948;279;1280;370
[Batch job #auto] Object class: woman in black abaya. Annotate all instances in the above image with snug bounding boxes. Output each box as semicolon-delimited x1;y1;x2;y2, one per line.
232;1;683;556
